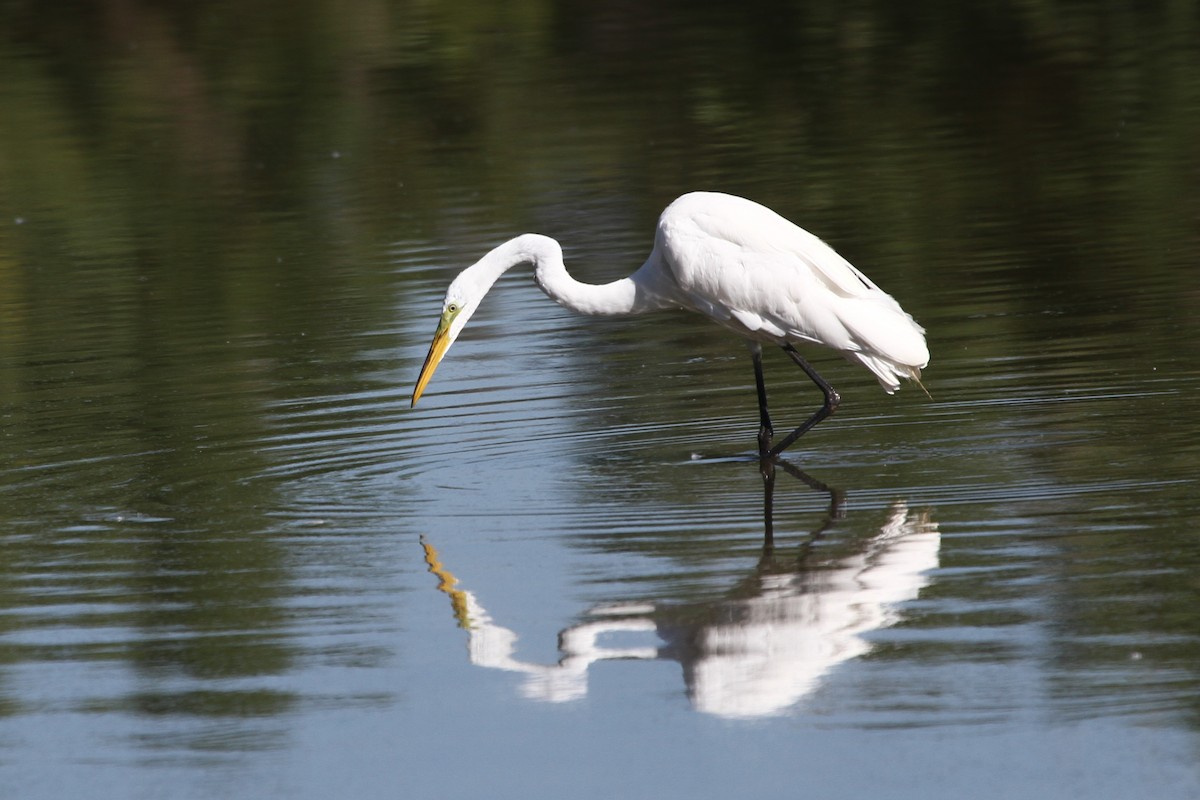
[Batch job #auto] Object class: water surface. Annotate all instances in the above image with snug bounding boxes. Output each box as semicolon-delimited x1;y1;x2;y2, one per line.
2;3;1199;798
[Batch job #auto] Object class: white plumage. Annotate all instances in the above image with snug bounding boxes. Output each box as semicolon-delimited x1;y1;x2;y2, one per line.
652;192;928;391
412;191;928;456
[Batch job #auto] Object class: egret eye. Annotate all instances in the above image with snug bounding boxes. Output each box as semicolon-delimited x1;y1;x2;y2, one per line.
447;303;459;314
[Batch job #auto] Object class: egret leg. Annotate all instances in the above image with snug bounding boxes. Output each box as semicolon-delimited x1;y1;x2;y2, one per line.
767;345;841;457
751;345;774;455
759;456;777;549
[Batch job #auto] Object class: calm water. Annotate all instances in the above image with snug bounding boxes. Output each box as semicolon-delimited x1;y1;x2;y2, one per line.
3;3;1200;798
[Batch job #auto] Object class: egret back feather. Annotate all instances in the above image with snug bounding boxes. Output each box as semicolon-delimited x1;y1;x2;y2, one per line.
653;192;928;391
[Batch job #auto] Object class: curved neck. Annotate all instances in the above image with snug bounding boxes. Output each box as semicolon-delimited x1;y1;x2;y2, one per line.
470;234;653;316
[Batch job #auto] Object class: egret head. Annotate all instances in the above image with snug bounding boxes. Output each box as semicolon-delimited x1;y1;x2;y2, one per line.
410;236;550;407
410;274;485;406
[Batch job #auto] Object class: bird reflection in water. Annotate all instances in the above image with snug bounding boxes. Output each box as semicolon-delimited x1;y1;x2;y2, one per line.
421;460;939;718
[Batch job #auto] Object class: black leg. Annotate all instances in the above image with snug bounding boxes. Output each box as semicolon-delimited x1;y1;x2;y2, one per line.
751;345;773;455
759;456;777;551
767;345;841;457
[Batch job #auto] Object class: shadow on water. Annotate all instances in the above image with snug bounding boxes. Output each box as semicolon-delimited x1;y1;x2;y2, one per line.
422;459;938;719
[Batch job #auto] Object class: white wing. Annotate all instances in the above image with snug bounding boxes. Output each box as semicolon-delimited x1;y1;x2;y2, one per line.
655;192;928;390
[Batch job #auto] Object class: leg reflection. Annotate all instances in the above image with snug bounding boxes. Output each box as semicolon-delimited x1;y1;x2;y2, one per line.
758;455;846;554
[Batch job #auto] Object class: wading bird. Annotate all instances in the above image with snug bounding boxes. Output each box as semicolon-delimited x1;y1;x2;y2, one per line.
411;192;928;456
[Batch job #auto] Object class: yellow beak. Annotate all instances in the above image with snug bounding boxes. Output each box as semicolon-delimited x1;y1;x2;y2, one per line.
411;315;453;407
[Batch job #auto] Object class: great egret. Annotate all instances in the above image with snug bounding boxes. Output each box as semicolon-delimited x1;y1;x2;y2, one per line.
411;191;928;456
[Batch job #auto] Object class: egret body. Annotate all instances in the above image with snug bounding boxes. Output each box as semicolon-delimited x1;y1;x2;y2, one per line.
412;192;928;456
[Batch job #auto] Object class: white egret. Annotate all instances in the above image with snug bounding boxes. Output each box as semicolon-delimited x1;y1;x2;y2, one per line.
411;191;928;456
